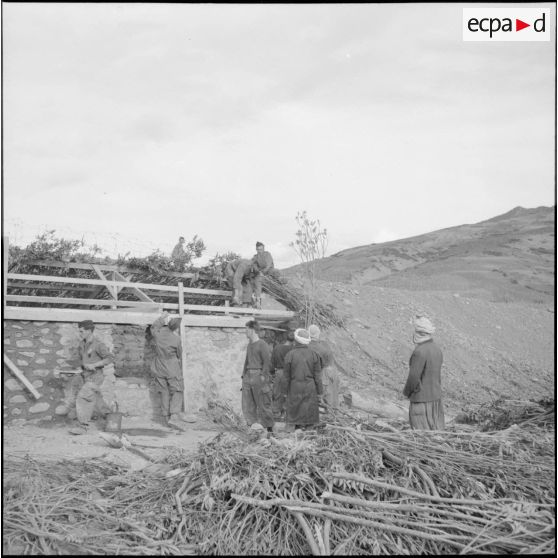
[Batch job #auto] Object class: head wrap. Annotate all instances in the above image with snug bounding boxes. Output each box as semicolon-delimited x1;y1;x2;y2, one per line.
414;316;435;335
308;324;320;340
294;328;311;345
78;320;95;331
413;316;435;344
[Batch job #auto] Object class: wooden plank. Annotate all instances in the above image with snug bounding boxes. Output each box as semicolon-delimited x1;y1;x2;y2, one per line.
18;260;197;279
7;282;99;293
3;354;42;399
113;270;154;302
178;282;187;414
8;273;231;296
6;295;171;309
4;306;291;327
4;295;292;316
3;236;8;311
92;264;118;304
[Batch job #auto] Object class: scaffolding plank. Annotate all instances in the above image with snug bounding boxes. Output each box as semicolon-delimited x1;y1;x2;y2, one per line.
4;306;291;327
8;273;230;296
5;295;293;316
18;259;197;279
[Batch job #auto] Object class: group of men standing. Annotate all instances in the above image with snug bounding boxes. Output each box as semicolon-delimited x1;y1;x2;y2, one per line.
58;270;445;435
241;320;340;433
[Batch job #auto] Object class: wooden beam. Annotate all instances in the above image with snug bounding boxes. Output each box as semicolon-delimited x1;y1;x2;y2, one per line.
3;236;8;312
7;282;99;293
4;295;293;317
4;354;42;399
6;295;170;309
18;260;197;279
4;306;292;327
113;270;154;302
8;273;230;296
92;264;118;304
178;282;188;414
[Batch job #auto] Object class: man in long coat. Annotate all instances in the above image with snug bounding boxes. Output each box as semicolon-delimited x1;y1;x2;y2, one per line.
308;324;339;410
283;328;323;429
403;316;445;430
270;330;294;420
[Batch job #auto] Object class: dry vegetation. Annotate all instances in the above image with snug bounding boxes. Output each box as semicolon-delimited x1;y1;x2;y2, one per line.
4;402;555;555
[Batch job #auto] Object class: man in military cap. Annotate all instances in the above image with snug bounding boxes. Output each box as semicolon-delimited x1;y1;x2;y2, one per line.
67;320;114;435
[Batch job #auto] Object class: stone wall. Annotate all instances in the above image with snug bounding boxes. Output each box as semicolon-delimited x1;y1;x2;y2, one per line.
3;320;251;424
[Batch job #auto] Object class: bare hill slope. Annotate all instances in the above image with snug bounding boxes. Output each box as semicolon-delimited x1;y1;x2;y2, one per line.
281;206;555;417
286;206;555;304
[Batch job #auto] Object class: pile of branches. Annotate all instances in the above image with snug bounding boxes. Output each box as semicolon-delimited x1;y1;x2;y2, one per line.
459;397;555;431
4;410;554;555
7;231;232;307
263;275;344;328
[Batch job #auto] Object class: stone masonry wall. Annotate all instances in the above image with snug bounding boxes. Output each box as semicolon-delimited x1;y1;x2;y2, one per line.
183;327;248;414
3;320;250;424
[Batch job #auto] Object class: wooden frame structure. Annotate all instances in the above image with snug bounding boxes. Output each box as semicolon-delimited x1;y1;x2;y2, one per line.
5;271;295;326
4;259;296;413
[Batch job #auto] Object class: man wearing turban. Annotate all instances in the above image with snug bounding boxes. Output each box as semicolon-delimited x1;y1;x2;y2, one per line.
283;328;324;430
403;316;445;430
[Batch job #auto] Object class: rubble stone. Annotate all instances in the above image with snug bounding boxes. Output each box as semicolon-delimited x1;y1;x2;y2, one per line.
29;402;50;414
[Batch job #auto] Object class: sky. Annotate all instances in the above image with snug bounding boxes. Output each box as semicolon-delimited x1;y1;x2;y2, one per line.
2;3;556;268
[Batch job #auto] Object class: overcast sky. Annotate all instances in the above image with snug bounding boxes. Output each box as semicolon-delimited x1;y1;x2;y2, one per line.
3;3;555;268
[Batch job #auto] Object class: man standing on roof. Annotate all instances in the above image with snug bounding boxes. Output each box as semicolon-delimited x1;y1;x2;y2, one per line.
251;242;275;309
242;320;275;433
283;328;323;430
148;311;195;430
68;320;114;435
308;324;339;411
225;258;257;307
403;316;445;430
171;236;187;271
270;330;294;420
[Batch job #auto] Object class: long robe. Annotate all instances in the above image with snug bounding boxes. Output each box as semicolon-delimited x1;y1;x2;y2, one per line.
283;343;323;426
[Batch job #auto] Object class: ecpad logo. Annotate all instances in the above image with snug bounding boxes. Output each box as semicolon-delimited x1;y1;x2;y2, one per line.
463;8;550;41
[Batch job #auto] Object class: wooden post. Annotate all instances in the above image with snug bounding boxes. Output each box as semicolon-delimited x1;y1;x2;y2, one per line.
178;282;188;413
4;354;41;399
3;236;8;312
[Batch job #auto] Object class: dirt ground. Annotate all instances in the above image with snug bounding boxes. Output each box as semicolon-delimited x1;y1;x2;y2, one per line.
2;414;222;470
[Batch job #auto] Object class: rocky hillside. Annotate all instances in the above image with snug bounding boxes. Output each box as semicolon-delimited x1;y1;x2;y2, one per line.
282;206;555;418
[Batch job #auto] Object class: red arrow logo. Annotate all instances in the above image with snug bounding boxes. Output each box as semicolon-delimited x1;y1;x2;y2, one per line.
516;19;530;31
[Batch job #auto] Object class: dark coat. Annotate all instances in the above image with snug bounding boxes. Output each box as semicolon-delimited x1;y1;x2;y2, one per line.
283;343;323;426
403;339;443;402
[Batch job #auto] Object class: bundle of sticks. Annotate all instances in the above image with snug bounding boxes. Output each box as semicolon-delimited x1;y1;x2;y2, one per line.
262;275;344;328
3;407;554;555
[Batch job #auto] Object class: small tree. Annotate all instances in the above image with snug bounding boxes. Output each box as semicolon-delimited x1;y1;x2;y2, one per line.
290;211;328;326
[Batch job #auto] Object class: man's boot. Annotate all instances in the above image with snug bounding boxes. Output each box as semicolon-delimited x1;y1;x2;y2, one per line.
168;414;188;431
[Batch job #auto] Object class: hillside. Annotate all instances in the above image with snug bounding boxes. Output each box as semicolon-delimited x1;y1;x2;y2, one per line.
281;206;555;417
285;206;555;304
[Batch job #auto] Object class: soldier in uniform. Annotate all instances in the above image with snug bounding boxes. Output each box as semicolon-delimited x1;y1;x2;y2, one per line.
68;320;114;435
242;320;275;432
